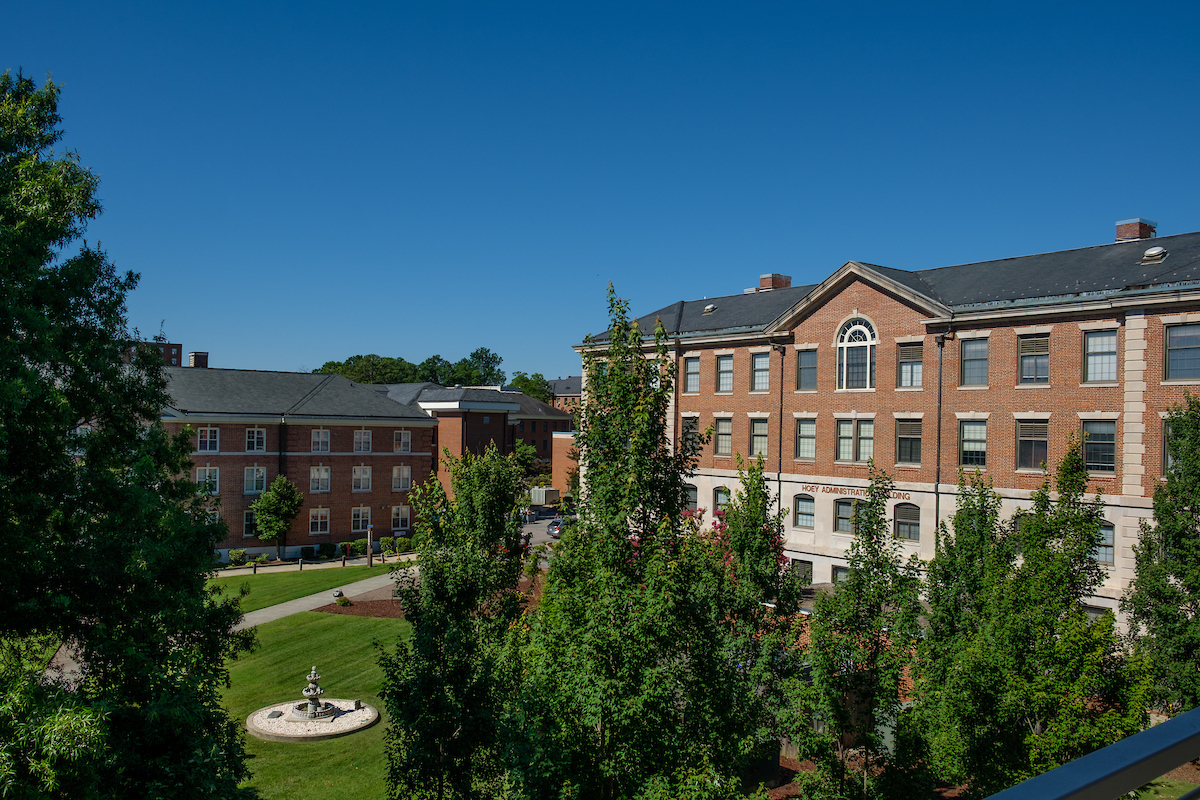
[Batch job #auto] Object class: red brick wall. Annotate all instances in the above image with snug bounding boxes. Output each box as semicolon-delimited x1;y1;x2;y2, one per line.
551;432;577;495
168;420;435;554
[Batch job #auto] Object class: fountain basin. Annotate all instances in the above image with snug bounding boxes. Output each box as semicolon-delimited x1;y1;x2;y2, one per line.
246;699;379;743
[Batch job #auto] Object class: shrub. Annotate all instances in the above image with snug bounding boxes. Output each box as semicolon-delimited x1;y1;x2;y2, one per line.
228;548;247;567
351;538;368;556
301;546;315;560
317;542;336;559
335;595;352;607
380;536;395;554
255;553;269;564
394;537;411;553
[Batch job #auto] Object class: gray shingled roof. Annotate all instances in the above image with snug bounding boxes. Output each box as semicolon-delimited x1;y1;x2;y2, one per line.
600;231;1200;340
378;382;441;406
504;392;573;419
164;368;429;420
549;376;581;395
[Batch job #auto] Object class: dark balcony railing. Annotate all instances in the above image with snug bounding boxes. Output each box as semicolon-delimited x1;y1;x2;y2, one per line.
989;705;1200;800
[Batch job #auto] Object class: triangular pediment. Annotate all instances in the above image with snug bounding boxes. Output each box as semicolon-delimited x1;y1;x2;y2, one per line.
765;261;951;334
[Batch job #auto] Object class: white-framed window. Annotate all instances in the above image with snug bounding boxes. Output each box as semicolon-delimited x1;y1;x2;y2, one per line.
836;419;873;462
1019;335;1050;384
198;427;219;452
352;465;372;491
751;353;770;391
311;429;330;453
794;494;815;529
685;484;698;511
246;428;266;452
795;418;816;459
310;466;330;493
896;420;921;464
750;418;768;457
681;417;700;450
894;503;920;541
243;510;258;538
196;466;219;495
351;506;370;533
716;355;733;393
1167;324;1200;379
714;418;732;456
394;430;411;453
353;429;372;453
244;466;266;494
897;344;923;387
392;505;410;531
1083;420;1116;472
684;358;700;393
714;486;730;513
393;465;412;491
961;339;988;386
1084;331;1117;382
1094;522;1115;564
960;421;987;467
797;349;817;390
832;565;850;583
1164;419;1175;475
309;508;330;535
836;318;877;389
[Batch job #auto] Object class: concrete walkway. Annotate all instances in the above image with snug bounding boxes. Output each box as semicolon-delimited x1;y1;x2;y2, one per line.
234;569;411;631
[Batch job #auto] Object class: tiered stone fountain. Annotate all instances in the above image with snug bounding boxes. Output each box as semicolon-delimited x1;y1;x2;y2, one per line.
246;666;379;742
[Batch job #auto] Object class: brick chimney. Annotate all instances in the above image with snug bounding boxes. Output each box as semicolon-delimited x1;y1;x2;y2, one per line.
188;351;209;368
759;273;792;290
1116;218;1157;242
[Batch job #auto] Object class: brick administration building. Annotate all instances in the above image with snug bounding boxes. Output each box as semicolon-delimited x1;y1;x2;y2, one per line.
586;219;1199;617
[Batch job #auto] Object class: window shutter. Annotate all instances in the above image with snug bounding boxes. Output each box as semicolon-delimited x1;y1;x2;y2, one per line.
896;420;922;438
1018;422;1049;438
1019;335;1050;355
897;344;923;361
895;504;920;523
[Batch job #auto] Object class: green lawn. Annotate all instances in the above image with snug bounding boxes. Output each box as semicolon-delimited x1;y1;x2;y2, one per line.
209;564;399;613
1135;778;1200;799
223;611;410;799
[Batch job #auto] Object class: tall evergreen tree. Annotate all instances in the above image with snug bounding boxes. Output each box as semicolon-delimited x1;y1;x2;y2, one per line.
0;71;251;797
379;445;526;800
1124;393;1200;715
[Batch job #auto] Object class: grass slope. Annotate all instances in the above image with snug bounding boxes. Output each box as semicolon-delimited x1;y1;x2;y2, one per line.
224;611;410;799
209;564;399;613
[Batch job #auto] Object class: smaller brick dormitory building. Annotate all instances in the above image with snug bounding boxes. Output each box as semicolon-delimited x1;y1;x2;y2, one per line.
580;218;1200;620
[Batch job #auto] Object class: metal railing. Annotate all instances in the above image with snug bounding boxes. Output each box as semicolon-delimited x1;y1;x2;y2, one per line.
989;705;1200;800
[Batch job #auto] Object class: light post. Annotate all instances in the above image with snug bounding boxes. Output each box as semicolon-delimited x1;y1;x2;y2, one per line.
367;523;373;567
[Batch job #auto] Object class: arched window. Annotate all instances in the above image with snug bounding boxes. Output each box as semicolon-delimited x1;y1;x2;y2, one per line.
837;317;877;389
894;503;920;541
714;486;730;513
793;494;815;529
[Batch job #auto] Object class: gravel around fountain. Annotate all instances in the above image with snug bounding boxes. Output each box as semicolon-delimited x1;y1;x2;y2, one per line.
247;699;379;742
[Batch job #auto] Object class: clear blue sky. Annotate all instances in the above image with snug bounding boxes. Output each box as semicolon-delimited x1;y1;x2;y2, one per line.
6;2;1200;380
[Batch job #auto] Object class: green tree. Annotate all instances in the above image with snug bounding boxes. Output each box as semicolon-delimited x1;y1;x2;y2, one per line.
782;466;924;800
450;346;506;386
380;445;526;800
508;371;555;405
315;353;418;384
721;455;799;608
1124;393;1200;715
417;354;454;384
0;72;251;797
250;474;304;560
931;439;1149;797
506;287;776;798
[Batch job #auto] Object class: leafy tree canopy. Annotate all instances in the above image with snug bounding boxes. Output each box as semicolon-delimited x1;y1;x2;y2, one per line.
0;71;251;797
508;371;555;405
316;347;507;387
251;474;304;559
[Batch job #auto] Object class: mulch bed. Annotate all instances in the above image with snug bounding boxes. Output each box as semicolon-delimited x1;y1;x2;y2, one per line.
313;599;406;619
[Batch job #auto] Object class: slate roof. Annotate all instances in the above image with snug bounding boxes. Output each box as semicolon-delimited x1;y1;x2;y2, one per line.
377;382;440;406
594;230;1200;341
549;376;581;396
503;392;573;419
377;383;520;409
164;368;429;420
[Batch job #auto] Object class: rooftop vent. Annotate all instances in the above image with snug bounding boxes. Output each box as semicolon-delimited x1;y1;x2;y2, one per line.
1117;218;1157;242
1142;246;1168;265
703;304;717;315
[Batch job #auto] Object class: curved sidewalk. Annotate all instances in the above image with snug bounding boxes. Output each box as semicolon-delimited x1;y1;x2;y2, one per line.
234;568;412;631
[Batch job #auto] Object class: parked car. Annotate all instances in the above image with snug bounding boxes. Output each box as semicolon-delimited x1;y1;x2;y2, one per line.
547;517;574;539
